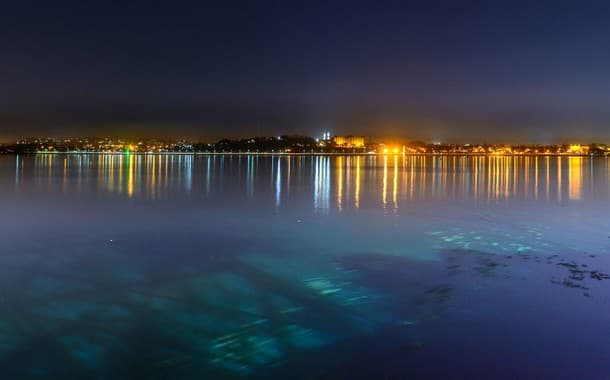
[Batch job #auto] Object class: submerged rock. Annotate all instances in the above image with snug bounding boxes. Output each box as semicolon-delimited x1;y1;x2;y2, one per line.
590;271;610;280
549;255;610;296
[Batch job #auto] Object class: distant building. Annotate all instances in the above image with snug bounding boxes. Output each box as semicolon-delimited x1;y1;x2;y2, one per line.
333;135;365;148
567;144;589;155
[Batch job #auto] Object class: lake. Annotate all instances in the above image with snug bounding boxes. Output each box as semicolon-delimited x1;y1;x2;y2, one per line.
1;154;610;379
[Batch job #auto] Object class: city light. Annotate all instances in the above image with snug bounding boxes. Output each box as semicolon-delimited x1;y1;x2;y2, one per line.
2;136;609;157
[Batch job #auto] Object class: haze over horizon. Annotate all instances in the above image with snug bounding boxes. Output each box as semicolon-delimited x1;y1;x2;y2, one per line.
3;1;610;143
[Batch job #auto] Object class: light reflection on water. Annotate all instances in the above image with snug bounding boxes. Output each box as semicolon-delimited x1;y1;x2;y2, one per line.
2;154;610;379
9;154;607;205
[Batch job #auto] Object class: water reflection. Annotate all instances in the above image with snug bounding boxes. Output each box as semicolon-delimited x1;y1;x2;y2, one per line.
355;156;361;209
313;156;330;210
275;156;281;207
13;154;606;206
568;156;582;200
2;153;610;379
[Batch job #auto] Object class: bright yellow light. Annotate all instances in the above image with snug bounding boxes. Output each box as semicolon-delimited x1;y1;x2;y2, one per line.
382;147;401;155
334;136;365;148
568;144;586;154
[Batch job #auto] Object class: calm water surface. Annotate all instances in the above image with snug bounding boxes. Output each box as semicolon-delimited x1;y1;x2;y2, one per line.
1;154;610;379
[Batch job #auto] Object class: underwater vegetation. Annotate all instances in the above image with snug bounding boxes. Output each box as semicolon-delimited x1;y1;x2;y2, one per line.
550;258;610;296
0;236;411;378
0;227;608;379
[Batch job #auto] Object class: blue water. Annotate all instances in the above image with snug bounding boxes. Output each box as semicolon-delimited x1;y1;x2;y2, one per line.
1;154;610;379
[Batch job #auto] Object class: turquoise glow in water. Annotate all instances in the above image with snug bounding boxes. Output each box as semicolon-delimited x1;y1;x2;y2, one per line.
1;154;610;378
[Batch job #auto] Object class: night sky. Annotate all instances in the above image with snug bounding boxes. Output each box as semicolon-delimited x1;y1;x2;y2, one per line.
2;1;610;143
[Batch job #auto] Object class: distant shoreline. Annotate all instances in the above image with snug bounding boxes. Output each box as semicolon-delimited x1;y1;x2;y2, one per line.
0;151;601;157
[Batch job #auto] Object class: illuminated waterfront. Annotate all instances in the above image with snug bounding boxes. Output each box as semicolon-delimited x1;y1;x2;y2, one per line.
2;154;610;378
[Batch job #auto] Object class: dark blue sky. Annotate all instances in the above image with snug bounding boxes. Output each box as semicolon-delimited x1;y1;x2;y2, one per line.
2;0;610;142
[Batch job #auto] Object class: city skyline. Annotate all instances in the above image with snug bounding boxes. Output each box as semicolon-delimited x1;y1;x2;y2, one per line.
2;133;605;156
